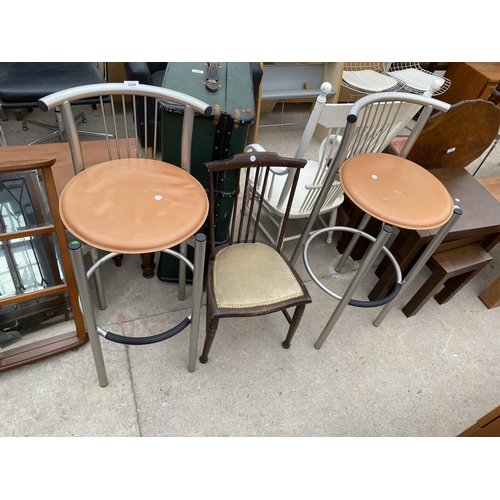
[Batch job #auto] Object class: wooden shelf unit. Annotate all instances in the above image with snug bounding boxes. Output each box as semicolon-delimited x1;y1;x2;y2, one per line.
0;157;87;372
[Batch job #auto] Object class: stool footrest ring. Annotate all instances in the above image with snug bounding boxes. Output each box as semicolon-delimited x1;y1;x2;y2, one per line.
85;247;196;345
303;226;403;308
104;317;192;345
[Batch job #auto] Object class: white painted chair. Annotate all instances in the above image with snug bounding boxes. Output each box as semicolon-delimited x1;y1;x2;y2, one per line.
246;82;432;246
246;130;345;245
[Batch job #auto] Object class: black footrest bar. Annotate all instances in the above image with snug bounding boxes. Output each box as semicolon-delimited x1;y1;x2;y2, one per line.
104;317;192;345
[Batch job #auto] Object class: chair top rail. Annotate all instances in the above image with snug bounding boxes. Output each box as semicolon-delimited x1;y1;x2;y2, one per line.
348;92;450;122
37;82;212;117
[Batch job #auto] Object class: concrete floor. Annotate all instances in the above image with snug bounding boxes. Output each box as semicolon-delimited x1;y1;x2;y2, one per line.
1;99;500;439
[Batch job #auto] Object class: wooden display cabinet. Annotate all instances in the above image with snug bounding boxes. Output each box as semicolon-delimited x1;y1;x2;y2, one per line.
438;62;500;104
0;158;87;372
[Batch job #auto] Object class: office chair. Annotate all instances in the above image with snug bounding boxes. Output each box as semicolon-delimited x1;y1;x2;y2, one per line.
0;62;108;145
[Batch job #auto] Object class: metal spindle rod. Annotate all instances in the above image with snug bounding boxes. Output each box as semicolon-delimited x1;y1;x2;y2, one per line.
178;241;187;301
335;212;372;273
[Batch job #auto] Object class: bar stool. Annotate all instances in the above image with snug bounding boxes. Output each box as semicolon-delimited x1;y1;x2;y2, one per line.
61;158;208;387
303;152;461;349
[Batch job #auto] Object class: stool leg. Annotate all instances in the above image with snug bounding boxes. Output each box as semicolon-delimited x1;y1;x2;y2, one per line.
314;224;393;350
373;207;462;327
188;234;206;373
335;212;372;272
68;241;108;387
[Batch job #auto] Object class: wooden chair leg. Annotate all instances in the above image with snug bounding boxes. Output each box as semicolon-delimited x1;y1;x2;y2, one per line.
140;252;155;278
282;304;306;349
112;254;124;266
200;316;219;364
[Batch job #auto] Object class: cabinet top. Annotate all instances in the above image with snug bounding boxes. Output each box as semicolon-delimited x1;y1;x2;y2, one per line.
466;62;500;80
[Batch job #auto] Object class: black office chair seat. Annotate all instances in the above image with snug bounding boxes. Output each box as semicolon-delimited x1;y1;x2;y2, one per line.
0;62;107;145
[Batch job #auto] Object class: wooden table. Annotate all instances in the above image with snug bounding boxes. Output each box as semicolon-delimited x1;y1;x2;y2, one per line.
477;176;500;309
369;168;500;301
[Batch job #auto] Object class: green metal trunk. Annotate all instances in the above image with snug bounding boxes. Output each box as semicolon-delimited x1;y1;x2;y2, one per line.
158;62;256;281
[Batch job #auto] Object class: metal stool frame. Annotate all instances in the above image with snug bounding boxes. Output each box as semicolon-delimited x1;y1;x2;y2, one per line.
69;234;206;388
289;92;462;349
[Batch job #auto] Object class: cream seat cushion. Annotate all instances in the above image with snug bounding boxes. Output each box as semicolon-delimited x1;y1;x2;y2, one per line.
342;70;400;92
213;243;303;309
388;69;444;92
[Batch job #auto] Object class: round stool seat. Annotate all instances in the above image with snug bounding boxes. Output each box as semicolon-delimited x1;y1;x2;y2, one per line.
340;153;454;230
59;158;209;254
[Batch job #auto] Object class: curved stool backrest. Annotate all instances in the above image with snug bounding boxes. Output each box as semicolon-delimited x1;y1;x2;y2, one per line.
290;92;451;265
38;82;212;176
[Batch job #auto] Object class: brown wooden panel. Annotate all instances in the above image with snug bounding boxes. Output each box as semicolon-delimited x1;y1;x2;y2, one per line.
439;62;500;105
0;139;137;197
458;405;500;436
479;275;500;309
478;176;500;203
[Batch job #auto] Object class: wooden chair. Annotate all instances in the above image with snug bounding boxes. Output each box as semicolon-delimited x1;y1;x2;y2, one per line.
199;151;311;365
246;83;429;246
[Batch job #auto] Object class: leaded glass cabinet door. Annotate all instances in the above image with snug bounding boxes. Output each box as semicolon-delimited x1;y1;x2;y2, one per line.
0;158;87;372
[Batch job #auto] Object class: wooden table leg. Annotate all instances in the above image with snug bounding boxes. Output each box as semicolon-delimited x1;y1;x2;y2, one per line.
369;232;427;301
479;275;500;309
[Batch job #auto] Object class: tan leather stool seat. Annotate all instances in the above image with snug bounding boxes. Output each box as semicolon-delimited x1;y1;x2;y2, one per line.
59;158;209;254
340;153;454;230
